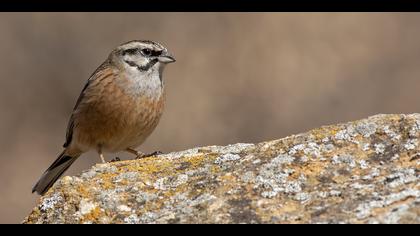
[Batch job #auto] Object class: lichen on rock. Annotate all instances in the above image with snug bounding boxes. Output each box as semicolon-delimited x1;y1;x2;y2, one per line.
24;114;420;224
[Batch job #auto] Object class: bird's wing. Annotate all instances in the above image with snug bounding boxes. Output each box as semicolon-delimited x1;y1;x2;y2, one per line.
63;60;114;148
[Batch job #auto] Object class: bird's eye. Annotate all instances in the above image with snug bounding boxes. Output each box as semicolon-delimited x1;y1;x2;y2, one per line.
141;48;152;56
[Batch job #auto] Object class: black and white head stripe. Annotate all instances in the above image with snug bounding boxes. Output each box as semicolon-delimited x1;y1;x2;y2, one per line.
113;40;174;72
122;47;164;57
124;58;159;72
122;40;165;49
117;40;166;55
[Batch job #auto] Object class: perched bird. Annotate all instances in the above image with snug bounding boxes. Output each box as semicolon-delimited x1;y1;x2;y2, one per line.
32;40;175;195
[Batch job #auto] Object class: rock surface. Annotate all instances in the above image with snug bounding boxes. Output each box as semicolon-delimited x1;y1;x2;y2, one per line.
24;114;420;224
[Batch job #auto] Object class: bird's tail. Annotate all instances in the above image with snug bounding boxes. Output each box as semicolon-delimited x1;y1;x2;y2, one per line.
32;150;80;195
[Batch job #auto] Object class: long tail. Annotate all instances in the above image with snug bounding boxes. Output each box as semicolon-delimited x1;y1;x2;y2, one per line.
32;150;80;195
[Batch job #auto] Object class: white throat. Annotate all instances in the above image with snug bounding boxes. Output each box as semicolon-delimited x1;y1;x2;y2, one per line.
119;62;165;99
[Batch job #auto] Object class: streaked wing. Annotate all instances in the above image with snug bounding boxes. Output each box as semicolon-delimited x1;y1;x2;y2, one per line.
63;59;114;148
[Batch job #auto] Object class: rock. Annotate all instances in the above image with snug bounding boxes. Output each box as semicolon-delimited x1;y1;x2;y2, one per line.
23;114;420;224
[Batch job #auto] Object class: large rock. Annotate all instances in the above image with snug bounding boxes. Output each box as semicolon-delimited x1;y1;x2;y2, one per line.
24;114;420;224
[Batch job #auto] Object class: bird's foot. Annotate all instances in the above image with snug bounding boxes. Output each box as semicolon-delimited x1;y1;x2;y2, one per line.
109;157;121;163
135;151;163;160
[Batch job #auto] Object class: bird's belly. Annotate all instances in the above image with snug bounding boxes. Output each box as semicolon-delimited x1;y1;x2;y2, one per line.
73;92;165;153
112;106;164;152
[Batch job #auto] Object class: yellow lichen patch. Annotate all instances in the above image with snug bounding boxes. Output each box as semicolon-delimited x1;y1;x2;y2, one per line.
142;190;177;213
163;186;188;202
96;172;118;190
211;165;221;174
23;208;41;224
126;159;174;175
294;159;328;181
80;206;103;223
101;180;115;190
184;154;212;169
75;184;94;199
309;127;333;141
320;125;342;138
214;174;238;195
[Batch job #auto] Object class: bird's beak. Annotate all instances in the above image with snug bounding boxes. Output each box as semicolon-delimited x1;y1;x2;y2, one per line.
158;51;176;64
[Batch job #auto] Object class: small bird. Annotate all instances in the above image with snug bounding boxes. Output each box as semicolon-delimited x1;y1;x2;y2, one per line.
32;40;175;195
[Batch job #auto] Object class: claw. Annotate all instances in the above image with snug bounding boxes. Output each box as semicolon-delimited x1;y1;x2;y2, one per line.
135;151;163;160
150;151;163;156
109;157;121;162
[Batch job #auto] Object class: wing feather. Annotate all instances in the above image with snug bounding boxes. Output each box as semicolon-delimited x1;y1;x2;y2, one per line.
63;59;114;148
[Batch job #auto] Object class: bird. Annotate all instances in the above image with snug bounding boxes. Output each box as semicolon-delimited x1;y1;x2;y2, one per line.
32;40;176;195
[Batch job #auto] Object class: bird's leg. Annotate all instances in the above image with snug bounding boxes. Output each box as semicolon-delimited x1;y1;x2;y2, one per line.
126;148;144;158
98;149;106;163
99;146;119;163
125;148;162;160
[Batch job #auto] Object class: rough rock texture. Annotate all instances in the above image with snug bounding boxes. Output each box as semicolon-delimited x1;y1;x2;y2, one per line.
24;114;420;224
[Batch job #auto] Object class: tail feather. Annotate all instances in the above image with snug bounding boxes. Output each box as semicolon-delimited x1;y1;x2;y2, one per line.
32;150;80;195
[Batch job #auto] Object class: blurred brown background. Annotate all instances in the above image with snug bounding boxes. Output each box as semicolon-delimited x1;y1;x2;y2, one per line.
1;13;420;223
